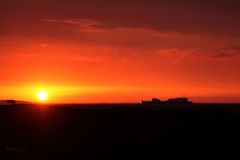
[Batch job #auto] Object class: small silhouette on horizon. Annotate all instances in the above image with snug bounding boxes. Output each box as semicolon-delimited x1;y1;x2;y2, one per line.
142;97;193;104
6;100;16;105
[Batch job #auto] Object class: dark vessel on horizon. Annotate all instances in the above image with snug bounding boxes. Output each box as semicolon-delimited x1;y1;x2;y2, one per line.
142;97;193;104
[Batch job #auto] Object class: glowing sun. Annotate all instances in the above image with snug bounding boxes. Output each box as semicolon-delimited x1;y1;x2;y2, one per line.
37;91;48;101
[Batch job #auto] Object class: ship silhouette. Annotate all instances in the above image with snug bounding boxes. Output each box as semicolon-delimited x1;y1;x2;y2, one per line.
142;97;193;104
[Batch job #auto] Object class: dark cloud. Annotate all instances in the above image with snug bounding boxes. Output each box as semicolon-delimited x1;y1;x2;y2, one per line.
1;0;240;36
1;0;240;60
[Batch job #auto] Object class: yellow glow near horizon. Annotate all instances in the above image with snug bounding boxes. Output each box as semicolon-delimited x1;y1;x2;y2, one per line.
37;91;48;101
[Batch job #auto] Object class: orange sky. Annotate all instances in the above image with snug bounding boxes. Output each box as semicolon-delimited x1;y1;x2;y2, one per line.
1;0;240;103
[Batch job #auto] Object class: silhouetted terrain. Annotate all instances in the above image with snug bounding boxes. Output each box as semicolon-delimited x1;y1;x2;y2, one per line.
0;103;240;159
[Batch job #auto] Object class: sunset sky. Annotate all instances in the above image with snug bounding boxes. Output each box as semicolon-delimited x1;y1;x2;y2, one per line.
1;0;240;103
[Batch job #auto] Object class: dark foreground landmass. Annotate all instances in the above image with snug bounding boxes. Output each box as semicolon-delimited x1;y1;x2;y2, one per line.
0;103;240;159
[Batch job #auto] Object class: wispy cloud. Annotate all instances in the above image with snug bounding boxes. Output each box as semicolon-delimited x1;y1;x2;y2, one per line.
43;18;110;33
156;47;240;59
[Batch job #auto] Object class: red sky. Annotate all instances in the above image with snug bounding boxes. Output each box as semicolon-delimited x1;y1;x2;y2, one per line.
1;0;240;103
